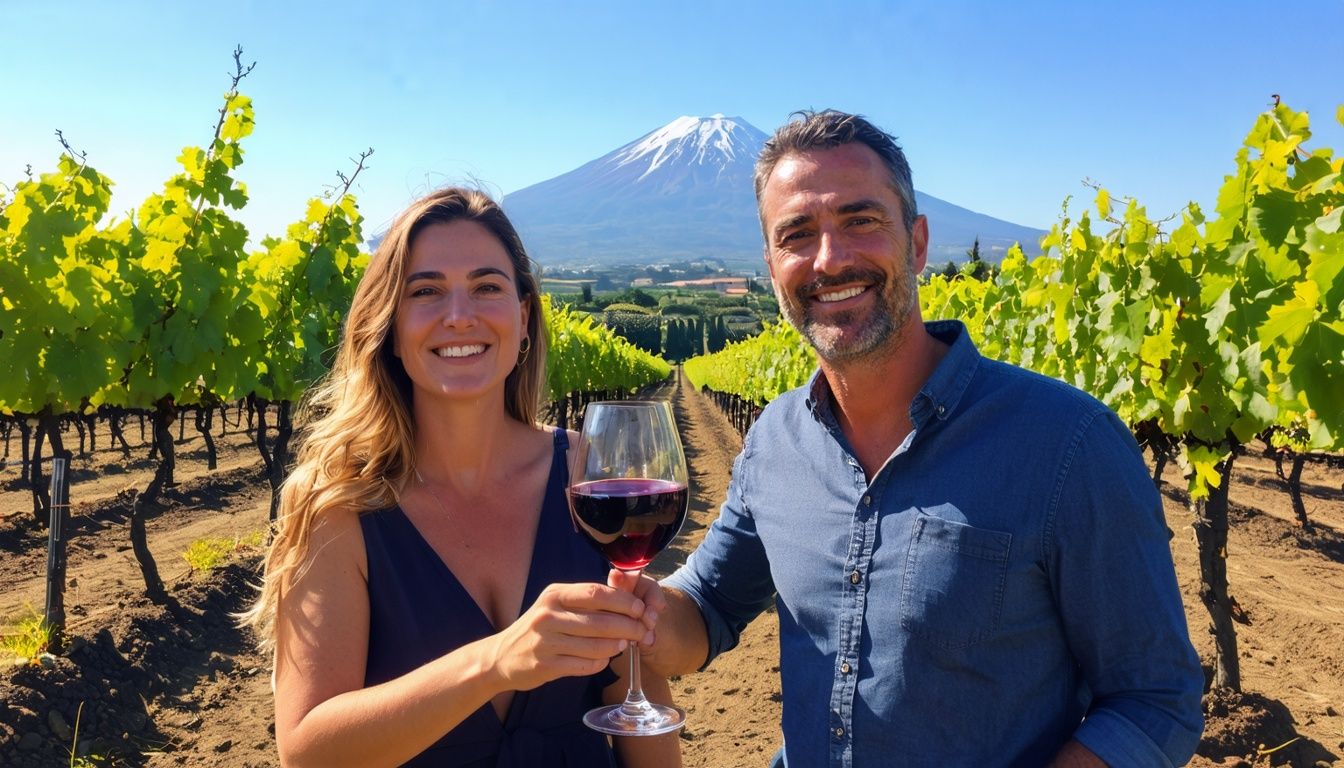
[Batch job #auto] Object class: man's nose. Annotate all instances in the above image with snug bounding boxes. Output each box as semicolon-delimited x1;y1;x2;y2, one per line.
813;229;854;275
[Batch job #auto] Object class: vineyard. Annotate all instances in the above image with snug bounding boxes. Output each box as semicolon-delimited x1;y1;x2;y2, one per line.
2;48;1342;767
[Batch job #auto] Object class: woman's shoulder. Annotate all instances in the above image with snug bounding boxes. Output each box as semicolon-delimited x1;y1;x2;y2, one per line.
301;505;371;578
523;421;576;450
527;422;580;480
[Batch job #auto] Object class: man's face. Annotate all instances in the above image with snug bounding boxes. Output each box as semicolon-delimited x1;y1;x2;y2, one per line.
759;143;929;365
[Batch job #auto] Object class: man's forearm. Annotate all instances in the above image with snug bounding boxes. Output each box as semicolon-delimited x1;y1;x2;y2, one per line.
1049;740;1107;768
645;586;711;678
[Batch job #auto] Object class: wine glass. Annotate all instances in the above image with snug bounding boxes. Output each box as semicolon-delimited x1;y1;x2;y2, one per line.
566;400;689;736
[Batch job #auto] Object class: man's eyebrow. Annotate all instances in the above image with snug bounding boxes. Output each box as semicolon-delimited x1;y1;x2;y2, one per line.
838;199;886;215
771;214;812;239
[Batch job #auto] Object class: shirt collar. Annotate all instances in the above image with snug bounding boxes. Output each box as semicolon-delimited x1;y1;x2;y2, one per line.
804;320;981;430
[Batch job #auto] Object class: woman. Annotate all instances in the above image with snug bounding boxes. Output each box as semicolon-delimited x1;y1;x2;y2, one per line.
242;187;681;767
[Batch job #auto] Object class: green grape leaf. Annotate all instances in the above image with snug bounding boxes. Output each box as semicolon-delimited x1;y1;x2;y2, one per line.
1204;289;1234;337
1316;206;1342;235
1290;325;1344;425
1185;444;1227;500
1096;188;1111;220
1246;391;1277;424
1304;230;1344;300
1259;279;1320;345
1247;190;1298;248
220;94;256;141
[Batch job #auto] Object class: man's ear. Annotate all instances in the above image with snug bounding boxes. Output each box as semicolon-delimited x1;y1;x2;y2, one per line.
910;215;930;274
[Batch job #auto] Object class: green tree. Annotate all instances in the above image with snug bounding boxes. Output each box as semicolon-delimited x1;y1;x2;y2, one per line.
965;236;992;281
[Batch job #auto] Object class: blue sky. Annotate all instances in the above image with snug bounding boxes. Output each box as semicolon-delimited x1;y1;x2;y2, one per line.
3;0;1341;247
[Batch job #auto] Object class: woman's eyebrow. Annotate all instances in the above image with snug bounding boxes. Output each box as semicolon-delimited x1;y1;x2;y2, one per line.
404;270;443;283
404;266;510;283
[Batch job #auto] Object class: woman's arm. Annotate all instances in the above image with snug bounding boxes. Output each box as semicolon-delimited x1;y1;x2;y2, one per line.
273;511;652;768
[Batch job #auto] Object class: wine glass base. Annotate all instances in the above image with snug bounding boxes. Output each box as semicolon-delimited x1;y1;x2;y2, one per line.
583;702;686;736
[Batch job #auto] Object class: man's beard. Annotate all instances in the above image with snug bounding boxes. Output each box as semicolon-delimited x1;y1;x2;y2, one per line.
777;250;918;365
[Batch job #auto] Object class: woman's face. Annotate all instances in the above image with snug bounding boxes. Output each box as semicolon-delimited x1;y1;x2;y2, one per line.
391;220;529;406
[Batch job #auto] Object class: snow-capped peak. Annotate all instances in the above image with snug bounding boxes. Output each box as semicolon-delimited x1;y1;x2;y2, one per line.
612;114;761;181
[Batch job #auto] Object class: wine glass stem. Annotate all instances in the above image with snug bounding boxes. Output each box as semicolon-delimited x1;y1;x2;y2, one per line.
622;643;650;713
622;567;649;712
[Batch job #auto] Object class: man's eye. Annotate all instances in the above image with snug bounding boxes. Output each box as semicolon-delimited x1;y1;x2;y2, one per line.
780;231;809;244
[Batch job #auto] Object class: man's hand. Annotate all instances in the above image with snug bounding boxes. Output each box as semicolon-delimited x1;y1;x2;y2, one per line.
636;584;711;679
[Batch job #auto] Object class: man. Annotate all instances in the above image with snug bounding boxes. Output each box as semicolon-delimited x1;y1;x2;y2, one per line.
651;111;1204;767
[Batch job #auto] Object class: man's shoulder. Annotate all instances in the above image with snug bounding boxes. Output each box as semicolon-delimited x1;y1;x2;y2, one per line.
742;383;815;446
767;382;814;410
754;382;814;425
974;356;1114;424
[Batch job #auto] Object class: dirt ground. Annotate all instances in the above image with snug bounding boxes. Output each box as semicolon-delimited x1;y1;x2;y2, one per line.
1;377;1342;767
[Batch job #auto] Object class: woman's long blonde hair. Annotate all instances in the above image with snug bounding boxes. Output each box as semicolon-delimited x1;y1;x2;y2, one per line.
240;186;547;650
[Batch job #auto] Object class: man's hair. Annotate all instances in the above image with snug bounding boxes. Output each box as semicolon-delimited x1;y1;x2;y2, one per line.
754;110;918;231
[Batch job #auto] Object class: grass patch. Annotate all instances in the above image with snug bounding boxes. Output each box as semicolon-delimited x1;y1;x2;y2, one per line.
1;607;53;661
68;701;107;767
181;529;266;573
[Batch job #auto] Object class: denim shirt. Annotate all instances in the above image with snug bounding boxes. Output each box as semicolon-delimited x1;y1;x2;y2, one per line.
665;321;1203;768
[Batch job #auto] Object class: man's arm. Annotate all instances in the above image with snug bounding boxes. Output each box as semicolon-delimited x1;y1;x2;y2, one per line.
1053;411;1204;767
640;586;710;678
649;447;776;678
1049;740;1108;768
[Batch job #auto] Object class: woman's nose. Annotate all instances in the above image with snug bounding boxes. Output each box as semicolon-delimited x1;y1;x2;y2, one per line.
440;289;477;328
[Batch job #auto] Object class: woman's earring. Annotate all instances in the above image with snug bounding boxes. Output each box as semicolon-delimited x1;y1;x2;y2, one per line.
517;336;532;366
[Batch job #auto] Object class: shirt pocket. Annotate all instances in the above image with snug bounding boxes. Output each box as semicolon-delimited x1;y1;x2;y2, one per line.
899;512;1012;650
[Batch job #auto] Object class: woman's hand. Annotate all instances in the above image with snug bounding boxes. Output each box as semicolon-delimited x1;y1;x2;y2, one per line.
486;581;650;692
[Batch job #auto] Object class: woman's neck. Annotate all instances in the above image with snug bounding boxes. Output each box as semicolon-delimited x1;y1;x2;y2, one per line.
409;393;538;497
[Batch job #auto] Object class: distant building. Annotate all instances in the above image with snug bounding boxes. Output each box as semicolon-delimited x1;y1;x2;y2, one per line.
631;277;655;287
665;277;749;294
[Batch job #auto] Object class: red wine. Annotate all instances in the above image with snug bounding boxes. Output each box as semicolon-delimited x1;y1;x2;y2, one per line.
567;478;688;570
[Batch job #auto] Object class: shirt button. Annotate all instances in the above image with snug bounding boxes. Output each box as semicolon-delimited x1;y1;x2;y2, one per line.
849;570;861;584
840;661;852;674
834;726;845;738
862;494;871;506
937;405;946;416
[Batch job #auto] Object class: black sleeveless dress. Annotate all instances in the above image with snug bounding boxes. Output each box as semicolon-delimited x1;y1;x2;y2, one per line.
360;430;618;767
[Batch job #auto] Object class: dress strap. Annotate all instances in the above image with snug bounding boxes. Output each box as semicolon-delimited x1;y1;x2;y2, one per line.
549;428;570;489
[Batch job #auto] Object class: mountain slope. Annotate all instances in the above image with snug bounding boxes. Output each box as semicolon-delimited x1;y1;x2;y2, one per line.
502;115;1043;268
